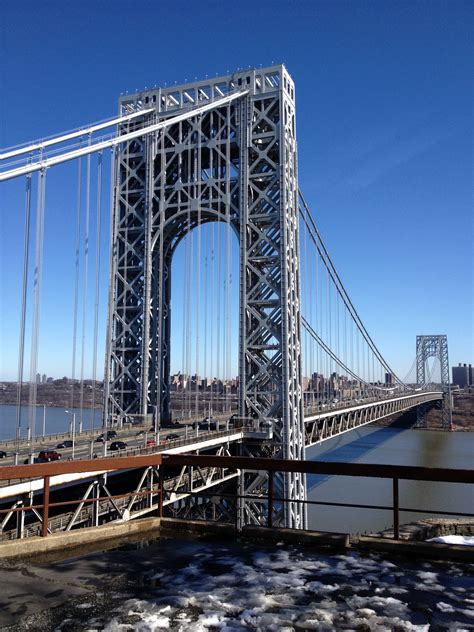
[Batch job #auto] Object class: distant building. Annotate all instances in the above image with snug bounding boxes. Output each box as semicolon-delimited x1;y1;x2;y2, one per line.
452;363;472;388
385;372;393;386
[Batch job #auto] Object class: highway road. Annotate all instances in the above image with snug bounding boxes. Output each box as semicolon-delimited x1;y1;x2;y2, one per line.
0;418;234;468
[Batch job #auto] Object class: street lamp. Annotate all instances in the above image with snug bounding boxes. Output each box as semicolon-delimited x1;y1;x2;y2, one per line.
65;410;76;460
42;404;46;438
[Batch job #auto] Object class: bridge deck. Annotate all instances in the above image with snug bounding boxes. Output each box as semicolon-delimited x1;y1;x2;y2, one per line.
0;391;443;501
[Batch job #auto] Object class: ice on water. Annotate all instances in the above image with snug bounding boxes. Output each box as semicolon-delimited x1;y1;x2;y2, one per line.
64;540;473;631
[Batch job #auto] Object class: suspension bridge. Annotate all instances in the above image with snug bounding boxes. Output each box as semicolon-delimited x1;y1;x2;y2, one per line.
0;65;453;537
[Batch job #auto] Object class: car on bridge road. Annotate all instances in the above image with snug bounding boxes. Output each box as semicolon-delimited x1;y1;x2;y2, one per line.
38;450;62;462
192;418;218;430
165;433;180;441
56;440;73;449
96;431;118;442
110;441;127;451
0;451;7;459
146;439;156;447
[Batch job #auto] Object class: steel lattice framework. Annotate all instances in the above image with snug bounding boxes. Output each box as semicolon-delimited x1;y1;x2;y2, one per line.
104;66;306;529
416;335;452;427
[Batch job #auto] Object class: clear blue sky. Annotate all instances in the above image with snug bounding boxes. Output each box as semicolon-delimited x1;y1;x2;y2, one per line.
0;0;472;382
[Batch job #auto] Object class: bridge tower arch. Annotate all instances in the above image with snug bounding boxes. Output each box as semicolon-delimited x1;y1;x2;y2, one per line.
416;335;452;428
104;65;307;529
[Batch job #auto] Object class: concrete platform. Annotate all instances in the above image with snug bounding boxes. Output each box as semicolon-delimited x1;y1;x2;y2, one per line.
357;535;474;562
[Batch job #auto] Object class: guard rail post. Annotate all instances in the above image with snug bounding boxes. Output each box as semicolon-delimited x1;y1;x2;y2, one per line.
159;465;164;518
42;475;50;537
393;477;399;539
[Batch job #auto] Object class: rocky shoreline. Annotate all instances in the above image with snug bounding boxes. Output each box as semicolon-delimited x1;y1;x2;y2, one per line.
376;518;474;542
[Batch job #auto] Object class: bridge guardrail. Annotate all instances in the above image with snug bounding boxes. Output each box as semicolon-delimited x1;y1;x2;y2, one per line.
0;411;238;447
1;391;443;448
0;423;250;489
0;464;237;541
302;389;443;417
0;454;471;542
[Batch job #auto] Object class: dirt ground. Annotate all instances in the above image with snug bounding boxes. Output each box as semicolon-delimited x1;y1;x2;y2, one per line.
423;392;474;431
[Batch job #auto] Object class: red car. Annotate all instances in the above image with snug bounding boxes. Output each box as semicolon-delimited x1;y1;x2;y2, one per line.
38;450;62;462
146;439;156;448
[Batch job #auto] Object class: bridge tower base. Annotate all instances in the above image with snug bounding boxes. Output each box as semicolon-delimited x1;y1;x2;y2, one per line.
104;66;307;529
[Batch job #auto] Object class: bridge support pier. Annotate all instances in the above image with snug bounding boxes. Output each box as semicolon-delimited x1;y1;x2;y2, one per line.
416;335;452;428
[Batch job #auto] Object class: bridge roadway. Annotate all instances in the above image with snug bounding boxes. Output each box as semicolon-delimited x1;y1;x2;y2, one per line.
0;391;443;503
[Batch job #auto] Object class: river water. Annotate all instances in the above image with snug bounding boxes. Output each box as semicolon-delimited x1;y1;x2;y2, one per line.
306;424;473;535
0;404;101;440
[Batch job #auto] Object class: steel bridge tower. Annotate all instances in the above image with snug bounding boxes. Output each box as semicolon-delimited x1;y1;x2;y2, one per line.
416;335;452;428
104;65;306;528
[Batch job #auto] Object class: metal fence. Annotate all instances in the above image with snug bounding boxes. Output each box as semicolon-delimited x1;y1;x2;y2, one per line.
0;454;472;541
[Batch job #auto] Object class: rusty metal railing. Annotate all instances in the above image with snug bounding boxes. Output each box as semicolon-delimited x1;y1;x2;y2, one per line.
0;455;472;541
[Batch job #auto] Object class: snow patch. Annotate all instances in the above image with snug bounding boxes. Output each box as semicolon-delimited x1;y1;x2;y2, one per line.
427;535;474;546
437;601;455;613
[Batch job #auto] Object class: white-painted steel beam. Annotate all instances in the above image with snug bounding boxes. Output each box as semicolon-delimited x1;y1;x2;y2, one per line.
0;108;154;161
0;91;248;181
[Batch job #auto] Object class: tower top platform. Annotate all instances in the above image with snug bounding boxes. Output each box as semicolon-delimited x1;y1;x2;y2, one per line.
119;64;294;115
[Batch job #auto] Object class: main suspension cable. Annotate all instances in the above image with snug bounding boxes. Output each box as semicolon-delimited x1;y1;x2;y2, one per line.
299;190;409;389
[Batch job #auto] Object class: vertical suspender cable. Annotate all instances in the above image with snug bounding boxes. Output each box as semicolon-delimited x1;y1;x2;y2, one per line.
210;222;215;415
91;152;103;432
216;185;221;415
181;230;188;417
179;126;186;416
327;269;331;399
203;227;208;412
304;217;310;407
336;286;340;397
356;325;360;395
315;243;319;404
367;341;370;395
71;158;82;413
312;244;316;404
15;173;32;461
79;141;92;432
344;306;347;387
320;250;324;401
156;126;163;430
225;102;232;414
183;211;190;416
195;115;202;417
301;216;306;403
185;135;192;417
27;169;46;455
103;146;118;433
